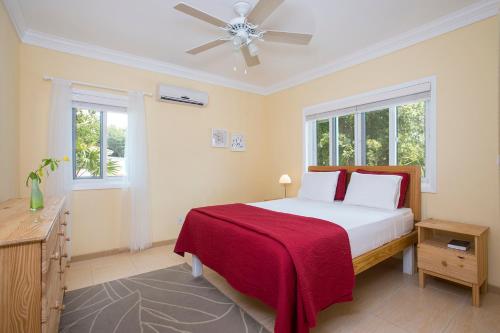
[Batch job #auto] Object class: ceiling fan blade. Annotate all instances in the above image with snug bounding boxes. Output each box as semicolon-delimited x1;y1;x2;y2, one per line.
241;45;260;67
247;0;284;25
174;3;228;28
186;39;228;55
263;30;313;45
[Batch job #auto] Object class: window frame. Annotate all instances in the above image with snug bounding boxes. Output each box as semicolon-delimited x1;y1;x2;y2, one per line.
302;77;437;193
71;89;129;191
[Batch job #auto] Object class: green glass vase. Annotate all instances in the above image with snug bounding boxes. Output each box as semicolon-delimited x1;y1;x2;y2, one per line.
30;179;44;211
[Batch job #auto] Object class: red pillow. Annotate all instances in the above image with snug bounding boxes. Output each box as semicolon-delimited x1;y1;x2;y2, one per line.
334;169;348;201
355;169;410;208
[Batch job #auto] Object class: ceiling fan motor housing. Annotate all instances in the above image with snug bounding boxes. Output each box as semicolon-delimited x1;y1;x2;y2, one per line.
228;16;263;48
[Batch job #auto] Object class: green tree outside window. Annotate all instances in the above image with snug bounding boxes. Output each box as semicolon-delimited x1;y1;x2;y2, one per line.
74;109;123;177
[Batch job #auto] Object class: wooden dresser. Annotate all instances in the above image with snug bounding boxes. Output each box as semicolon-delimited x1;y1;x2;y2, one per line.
0;197;70;333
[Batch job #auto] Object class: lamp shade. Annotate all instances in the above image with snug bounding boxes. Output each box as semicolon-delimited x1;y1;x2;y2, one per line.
279;174;292;184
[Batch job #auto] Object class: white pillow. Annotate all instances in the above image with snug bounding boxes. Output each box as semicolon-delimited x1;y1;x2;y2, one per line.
343;172;402;210
298;171;339;202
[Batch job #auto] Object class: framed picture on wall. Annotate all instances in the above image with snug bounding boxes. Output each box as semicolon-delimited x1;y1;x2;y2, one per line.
231;133;246;151
211;128;228;148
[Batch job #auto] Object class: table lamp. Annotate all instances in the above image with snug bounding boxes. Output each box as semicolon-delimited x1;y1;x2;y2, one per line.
279;174;292;198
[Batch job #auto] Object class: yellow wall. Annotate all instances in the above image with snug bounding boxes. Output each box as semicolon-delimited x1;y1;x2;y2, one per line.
265;17;500;286
0;2;19;201
18;44;269;255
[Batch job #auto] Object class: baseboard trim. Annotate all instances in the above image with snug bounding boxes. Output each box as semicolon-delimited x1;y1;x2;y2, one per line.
69;241;500;294
70;239;176;262
488;283;500;295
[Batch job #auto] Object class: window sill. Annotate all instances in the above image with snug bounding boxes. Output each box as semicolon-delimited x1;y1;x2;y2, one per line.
72;180;129;191
421;180;436;193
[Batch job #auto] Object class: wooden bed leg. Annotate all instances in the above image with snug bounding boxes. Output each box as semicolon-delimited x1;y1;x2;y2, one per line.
472;284;480;307
192;255;203;277
402;245;416;275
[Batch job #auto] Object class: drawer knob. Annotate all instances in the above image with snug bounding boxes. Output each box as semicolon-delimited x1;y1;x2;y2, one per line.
51;302;65;311
441;260;448;267
50;252;60;260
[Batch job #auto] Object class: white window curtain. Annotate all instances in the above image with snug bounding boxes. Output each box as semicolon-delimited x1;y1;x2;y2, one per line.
125;92;152;251
46;79;73;257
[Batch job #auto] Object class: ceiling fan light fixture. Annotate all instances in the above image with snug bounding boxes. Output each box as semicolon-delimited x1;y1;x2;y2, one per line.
232;36;242;47
248;43;259;57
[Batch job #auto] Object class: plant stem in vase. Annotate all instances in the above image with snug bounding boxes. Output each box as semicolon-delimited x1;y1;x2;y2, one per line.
30;178;44;211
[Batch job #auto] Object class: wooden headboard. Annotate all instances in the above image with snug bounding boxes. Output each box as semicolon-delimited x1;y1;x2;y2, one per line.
308;165;421;222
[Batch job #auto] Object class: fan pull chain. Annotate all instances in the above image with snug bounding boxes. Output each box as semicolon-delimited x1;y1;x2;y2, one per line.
232;47;239;72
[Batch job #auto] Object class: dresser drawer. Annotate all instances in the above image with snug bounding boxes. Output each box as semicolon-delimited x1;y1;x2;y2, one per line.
59;220;70;279
42;215;60;264
44;290;63;333
418;243;477;283
60;241;69;286
41;216;61;301
41;211;66;332
42;249;63;332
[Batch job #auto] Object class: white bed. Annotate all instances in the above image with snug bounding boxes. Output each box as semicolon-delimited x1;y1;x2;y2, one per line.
249;198;414;258
191;165;421;278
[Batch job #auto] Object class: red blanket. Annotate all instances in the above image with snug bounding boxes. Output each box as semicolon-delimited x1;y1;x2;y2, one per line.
174;203;354;333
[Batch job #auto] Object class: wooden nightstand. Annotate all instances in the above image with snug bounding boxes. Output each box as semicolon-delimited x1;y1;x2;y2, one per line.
416;219;489;306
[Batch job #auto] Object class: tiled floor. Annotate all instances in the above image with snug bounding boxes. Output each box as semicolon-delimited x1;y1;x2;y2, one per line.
67;245;500;333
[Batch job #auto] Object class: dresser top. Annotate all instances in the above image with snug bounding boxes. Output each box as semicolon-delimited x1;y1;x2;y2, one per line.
0;197;65;247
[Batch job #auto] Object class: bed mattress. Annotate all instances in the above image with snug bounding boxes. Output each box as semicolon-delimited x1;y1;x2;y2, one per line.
249;198;414;258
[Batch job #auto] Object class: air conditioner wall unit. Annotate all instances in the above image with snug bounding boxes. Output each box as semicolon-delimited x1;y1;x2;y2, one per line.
157;84;208;106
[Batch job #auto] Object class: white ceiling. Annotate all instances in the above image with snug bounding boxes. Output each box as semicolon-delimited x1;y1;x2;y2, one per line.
8;0;495;92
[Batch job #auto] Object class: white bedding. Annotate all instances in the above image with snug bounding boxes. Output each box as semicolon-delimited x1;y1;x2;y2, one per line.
248;198;414;258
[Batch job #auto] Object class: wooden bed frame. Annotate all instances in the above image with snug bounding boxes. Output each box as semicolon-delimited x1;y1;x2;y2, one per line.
191;165;421;277
308;165;421;275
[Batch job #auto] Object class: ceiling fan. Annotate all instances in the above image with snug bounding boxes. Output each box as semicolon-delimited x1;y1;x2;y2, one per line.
174;0;313;68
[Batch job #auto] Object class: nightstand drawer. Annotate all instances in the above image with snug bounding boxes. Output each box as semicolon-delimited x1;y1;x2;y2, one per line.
417;243;477;283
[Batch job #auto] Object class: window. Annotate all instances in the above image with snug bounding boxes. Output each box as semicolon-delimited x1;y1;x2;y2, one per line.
397;101;426;176
316;119;330;166
336;114;355;166
72;89;128;190
304;78;436;192
362;108;389;166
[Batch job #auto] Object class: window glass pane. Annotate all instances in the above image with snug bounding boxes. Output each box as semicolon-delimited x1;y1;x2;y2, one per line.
364;109;389;166
337;114;355;165
74;108;102;178
316;119;330;166
107;112;128;177
397;101;426;176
